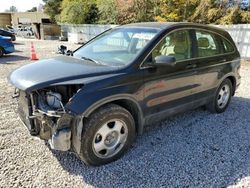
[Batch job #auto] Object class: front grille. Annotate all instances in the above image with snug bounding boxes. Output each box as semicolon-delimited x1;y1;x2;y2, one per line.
17;91;35;132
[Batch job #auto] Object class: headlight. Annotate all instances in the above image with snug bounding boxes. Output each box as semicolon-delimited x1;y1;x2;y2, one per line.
46;91;62;109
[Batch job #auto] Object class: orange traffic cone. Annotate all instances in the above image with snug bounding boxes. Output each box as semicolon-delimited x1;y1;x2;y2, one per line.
30;42;38;60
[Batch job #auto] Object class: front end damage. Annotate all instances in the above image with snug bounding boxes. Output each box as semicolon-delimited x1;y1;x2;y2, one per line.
15;85;82;151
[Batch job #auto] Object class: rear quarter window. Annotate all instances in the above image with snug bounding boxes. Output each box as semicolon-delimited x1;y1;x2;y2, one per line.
222;38;235;53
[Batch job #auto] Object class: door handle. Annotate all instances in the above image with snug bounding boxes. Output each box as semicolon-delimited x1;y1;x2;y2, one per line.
186;64;197;69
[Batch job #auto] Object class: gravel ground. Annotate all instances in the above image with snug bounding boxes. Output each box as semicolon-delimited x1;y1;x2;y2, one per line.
1;38;250;188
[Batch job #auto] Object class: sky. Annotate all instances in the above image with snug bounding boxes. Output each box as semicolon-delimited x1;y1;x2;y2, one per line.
0;0;44;12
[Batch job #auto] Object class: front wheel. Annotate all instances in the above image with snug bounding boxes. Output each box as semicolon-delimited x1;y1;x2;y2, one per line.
206;78;233;113
79;104;135;166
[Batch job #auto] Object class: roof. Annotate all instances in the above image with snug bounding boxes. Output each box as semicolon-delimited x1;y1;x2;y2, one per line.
122;22;177;29
119;22;226;34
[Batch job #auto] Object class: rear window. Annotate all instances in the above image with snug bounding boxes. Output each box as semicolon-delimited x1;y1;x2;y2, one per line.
222;38;235;53
195;30;221;57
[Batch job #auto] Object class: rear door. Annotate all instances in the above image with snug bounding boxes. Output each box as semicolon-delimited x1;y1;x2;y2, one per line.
142;29;199;117
191;29;232;99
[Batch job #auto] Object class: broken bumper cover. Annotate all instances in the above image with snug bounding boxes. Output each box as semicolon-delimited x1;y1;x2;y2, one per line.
16;90;73;151
49;128;71;151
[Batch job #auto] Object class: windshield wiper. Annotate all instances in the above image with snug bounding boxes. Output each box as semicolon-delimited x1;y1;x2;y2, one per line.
81;56;101;64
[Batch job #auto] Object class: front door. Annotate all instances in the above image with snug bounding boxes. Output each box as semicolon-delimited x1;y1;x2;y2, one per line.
142;29;198;119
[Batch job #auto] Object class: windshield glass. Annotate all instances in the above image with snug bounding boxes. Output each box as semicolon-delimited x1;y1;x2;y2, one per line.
73;27;159;67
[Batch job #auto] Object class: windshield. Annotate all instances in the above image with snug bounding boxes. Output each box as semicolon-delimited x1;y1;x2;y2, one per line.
73;27;159;67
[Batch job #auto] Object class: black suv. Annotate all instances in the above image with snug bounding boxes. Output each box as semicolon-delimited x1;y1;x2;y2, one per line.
9;23;241;166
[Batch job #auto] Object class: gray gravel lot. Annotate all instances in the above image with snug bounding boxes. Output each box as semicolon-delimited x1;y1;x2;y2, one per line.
1;38;250;188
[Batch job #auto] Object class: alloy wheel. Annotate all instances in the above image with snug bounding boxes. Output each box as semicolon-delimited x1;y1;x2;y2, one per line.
217;84;230;109
92;119;128;159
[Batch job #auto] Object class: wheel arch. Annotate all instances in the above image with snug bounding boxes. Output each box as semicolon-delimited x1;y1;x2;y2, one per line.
217;73;237;96
83;96;145;135
226;75;236;95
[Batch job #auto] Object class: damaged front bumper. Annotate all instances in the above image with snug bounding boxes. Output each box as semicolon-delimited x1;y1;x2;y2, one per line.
16;89;73;151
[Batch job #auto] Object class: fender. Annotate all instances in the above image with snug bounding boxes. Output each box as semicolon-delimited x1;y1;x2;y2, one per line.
65;79;145;128
82;94;143;118
214;58;240;93
67;91;144;122
218;72;236;87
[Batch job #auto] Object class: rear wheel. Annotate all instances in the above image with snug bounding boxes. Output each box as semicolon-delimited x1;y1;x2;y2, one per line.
206;78;233;113
79;104;135;166
0;47;4;57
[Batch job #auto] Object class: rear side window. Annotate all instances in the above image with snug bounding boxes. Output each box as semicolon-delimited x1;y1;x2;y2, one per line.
195;30;221;57
222;38;235;53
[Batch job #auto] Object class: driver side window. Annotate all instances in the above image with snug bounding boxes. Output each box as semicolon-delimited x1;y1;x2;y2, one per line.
151;30;192;62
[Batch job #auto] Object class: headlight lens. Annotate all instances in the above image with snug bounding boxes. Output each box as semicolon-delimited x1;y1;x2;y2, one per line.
46;92;62;109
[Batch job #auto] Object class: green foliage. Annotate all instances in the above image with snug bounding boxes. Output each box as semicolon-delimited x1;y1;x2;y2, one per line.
42;0;250;25
43;0;63;23
133;0;157;22
115;0;157;24
241;11;250;23
219;7;242;24
207;8;223;23
191;0;250;24
59;0;99;24
96;0;118;24
155;0;200;22
115;0;135;24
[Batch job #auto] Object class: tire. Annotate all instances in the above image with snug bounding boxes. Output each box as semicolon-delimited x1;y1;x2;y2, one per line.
206;78;233;113
0;47;4;57
79;104;136;166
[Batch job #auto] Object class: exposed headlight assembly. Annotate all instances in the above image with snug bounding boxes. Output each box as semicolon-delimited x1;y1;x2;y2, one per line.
46;91;62;109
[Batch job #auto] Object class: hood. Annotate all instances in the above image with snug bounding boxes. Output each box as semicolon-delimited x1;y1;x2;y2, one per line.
9;56;118;92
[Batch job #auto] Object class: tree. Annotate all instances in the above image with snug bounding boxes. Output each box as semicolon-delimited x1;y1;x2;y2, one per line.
190;0;215;23
5;6;18;12
84;3;99;24
218;7;241;24
133;0;158;22
240;10;250;23
27;7;37;12
115;0;136;24
115;0;157;24
155;0;200;22
59;0;99;24
190;0;250;24
43;0;63;23
96;0;118;24
43;0;250;25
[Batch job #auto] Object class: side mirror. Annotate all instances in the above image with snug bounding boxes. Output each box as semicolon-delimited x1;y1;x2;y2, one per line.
154;55;176;66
